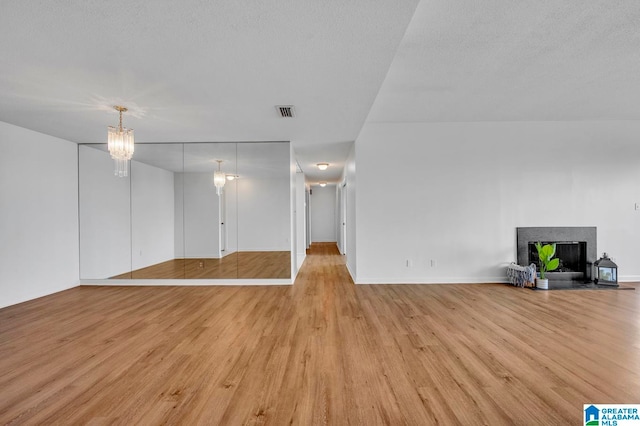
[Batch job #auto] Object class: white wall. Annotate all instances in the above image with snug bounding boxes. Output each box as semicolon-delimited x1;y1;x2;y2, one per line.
0;121;79;308
336;186;341;251
295;172;307;269
355;121;640;284
237;177;290;251
310;185;337;242
131;161;175;270
344;143;357;280
290;146;299;277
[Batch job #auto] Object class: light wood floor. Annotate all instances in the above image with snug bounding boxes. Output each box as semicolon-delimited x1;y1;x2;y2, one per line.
111;251;291;279
1;242;639;424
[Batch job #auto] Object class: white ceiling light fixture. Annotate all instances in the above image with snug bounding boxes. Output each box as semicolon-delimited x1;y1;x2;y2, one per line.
226;174;238;181
317;163;329;171
213;160;225;195
107;106;134;177
319;182;327;187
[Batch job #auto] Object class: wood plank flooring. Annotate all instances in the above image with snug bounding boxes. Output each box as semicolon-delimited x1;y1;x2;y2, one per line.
1;242;639;424
110;251;291;279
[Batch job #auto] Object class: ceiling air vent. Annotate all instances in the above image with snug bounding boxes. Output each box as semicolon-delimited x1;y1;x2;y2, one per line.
276;105;295;118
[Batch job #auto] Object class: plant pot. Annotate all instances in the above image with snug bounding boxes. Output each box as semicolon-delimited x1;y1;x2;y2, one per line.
536;277;549;289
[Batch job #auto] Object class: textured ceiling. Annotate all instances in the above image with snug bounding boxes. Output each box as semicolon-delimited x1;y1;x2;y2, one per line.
368;0;640;123
3;0;638;184
0;0;420;183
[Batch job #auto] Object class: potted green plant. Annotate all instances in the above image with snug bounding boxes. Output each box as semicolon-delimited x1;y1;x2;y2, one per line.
535;242;560;289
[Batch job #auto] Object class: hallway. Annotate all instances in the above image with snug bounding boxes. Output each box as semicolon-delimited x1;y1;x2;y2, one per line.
0;243;638;424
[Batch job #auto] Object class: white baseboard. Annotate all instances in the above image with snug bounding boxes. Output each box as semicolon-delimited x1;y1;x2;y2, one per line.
355;277;509;285
619;276;640;283
81;278;293;286
354;276;640;285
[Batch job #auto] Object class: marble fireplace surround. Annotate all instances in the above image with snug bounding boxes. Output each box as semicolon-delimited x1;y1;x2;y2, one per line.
516;226;597;283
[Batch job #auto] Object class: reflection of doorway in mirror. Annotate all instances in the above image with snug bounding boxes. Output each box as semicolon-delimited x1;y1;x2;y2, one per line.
219;189;226;256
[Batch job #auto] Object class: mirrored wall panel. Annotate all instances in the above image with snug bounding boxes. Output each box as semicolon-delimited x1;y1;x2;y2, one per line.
79;142;291;280
79;144;133;279
236;142;291;278
130;143;185;279
181;143;237;278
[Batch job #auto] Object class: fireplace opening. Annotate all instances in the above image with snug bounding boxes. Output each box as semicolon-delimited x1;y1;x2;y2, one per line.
528;241;587;274
516;227;596;286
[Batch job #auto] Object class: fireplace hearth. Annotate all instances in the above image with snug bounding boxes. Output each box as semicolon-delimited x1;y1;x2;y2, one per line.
516;227;597;288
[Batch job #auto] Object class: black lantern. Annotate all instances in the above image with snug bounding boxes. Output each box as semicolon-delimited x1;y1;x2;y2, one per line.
593;253;618;286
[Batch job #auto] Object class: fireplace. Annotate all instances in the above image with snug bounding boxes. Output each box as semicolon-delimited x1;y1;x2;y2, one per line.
516;227;596;285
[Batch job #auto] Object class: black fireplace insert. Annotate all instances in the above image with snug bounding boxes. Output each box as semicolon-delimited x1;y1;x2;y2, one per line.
516;227;596;284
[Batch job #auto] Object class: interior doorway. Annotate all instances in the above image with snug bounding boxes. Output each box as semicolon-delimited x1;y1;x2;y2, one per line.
309;184;337;245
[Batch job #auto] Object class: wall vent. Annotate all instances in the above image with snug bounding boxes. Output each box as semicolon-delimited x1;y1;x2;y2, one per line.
276;105;295;118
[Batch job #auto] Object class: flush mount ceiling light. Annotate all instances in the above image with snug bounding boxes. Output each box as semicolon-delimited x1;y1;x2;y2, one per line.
107;106;134;177
226;174;238;181
213;160;225;195
317;163;329;171
319;182;327;187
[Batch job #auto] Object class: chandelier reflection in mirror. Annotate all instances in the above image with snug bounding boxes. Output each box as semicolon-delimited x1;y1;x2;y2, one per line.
107;106;135;177
214;160;225;195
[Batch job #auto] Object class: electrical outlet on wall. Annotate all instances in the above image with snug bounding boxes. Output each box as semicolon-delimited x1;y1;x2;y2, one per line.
430;259;437;267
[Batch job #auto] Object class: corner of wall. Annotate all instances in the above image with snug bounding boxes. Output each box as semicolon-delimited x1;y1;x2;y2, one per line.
0;121;80;308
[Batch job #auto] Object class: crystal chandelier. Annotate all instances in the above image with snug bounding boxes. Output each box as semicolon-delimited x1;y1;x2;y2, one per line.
107;106;134;177
214;160;225;195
